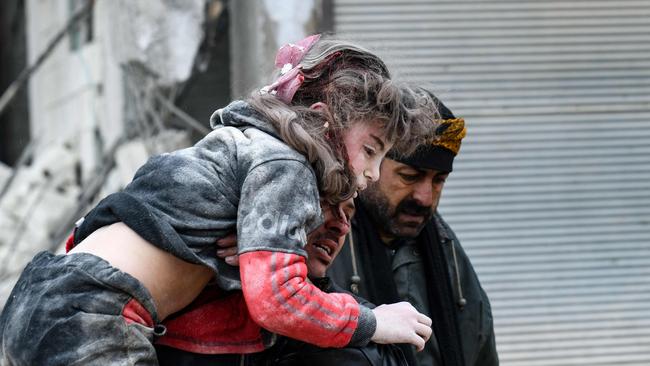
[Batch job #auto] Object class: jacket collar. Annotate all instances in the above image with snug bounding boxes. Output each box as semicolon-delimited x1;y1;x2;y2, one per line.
432;211;453;243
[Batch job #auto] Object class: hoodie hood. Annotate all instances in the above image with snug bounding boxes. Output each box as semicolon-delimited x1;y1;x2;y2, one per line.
210;100;280;139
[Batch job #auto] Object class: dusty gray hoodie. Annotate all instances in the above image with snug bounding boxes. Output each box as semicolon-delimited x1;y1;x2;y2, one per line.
74;101;376;347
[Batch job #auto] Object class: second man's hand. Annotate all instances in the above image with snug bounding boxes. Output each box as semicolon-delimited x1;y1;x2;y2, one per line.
216;233;239;266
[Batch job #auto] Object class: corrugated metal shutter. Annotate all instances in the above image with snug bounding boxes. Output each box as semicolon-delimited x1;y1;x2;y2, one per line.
335;1;650;365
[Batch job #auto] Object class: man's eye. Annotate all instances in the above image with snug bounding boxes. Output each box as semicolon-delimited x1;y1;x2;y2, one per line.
399;173;419;182
434;175;448;184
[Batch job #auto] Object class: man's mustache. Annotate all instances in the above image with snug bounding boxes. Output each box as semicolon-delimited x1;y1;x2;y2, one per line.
395;199;431;217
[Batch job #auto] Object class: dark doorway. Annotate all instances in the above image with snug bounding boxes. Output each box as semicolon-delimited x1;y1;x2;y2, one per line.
0;0;30;166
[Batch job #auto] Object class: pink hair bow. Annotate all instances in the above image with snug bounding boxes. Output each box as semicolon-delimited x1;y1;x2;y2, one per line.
260;34;321;104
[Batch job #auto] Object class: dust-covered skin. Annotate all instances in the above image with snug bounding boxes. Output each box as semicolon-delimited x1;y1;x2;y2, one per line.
342;122;393;191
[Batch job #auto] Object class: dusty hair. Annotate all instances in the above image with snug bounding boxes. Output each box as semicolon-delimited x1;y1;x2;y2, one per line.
248;36;437;204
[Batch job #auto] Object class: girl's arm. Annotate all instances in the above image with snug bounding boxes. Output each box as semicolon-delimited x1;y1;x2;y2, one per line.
237;160;430;348
240;250;374;347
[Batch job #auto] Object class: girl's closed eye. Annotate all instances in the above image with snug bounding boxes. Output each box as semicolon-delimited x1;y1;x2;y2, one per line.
364;145;377;157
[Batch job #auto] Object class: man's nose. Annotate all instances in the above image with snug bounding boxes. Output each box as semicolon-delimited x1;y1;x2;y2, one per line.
325;211;350;237
412;180;434;207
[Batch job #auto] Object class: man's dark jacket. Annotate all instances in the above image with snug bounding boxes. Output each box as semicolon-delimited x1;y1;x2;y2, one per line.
328;202;499;366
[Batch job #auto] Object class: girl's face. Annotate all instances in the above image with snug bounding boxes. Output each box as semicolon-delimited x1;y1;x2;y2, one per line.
342;121;394;192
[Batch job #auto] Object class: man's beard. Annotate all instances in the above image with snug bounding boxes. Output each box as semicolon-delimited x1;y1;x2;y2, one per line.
360;185;433;239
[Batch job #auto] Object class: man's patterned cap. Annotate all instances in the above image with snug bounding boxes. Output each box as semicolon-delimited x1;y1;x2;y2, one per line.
389;93;466;172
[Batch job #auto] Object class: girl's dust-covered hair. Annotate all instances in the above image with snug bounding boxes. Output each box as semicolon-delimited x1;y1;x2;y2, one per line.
249;35;438;204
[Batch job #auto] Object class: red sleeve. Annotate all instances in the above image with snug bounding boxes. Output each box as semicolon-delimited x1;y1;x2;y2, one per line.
65;232;75;253
239;250;360;348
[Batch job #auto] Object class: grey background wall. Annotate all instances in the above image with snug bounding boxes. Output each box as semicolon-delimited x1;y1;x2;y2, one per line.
334;0;650;365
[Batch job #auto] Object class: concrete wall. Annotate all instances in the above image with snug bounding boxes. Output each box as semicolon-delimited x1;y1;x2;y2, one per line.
26;0;109;181
229;0;324;98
